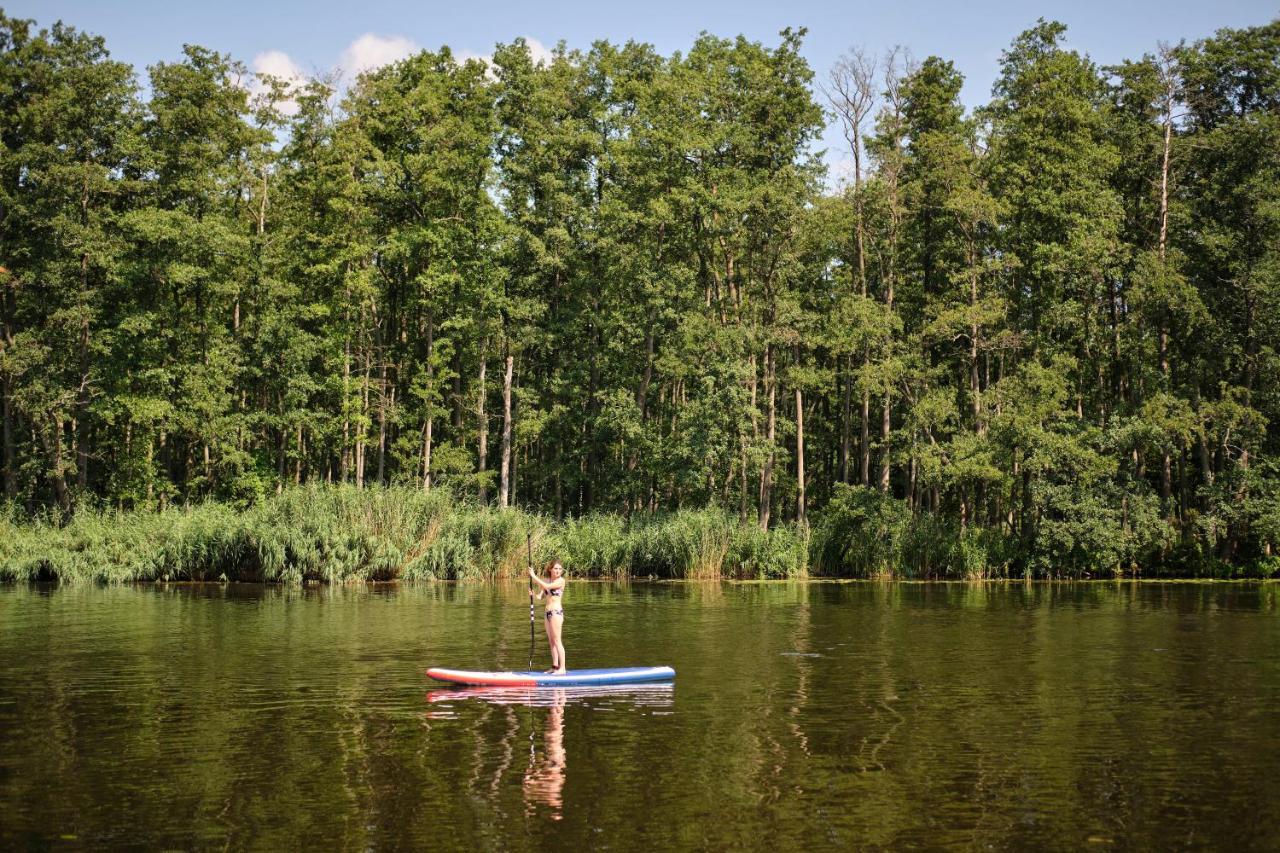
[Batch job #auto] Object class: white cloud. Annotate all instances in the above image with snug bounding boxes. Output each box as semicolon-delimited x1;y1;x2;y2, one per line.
246;33;553;113
522;37;554;67
457;36;555;78
253;49;306;85
249;49;308;115
340;33;419;79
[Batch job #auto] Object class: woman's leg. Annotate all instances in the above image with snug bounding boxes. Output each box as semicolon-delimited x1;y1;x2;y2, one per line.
549;614;566;674
544;616;559;671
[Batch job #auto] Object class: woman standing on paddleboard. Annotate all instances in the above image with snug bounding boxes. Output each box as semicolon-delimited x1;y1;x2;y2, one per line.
529;560;567;674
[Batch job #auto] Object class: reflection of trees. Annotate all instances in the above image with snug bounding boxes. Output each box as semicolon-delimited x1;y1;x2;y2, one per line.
8;581;1280;848
523;689;566;820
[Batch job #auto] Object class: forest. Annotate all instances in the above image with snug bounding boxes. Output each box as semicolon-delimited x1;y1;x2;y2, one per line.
1;11;1278;579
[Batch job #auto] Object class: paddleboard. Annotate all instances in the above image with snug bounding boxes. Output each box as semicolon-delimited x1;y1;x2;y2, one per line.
426;682;675;705
426;666;675;687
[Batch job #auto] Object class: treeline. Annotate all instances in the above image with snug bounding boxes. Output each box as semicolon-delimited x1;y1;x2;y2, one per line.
1;11;1278;577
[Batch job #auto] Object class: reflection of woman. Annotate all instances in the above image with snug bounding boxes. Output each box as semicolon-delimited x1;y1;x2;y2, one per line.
528;560;566;674
524;689;566;820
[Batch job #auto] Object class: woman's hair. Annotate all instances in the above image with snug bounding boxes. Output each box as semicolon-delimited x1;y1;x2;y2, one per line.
545;558;563;574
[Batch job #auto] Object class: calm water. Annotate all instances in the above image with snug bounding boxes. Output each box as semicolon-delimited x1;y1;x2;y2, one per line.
1;582;1278;850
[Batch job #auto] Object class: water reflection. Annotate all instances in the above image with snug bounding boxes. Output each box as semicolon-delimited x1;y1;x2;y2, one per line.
5;582;1280;850
524;689;566;820
424;683;676;823
425;683;675;708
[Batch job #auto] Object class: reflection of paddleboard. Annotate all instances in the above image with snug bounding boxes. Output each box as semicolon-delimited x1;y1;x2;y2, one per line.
426;666;675;687
426;683;675;706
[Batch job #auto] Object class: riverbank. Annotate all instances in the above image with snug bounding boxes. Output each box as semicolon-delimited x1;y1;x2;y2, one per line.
0;486;807;584
0;485;1270;583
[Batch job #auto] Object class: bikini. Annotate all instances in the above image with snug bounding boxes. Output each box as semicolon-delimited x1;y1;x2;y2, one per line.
545;585;563;619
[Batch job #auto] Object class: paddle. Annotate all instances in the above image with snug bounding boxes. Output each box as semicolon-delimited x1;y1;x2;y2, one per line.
527;531;535;671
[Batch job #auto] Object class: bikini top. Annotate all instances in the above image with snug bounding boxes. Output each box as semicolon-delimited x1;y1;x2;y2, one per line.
547;586;563;597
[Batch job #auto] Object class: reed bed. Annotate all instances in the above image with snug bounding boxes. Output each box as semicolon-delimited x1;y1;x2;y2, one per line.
3;485;1264;583
0;488;807;584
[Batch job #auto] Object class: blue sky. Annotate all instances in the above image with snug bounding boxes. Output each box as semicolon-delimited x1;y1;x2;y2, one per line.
11;0;1276;181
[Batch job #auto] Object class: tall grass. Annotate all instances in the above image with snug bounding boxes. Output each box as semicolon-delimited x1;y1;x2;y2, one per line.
0;488;809;584
14;483;1266;583
558;509;808;580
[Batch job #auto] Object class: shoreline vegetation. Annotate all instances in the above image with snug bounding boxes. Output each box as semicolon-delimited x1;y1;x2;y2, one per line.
1;485;1273;585
2;13;1279;581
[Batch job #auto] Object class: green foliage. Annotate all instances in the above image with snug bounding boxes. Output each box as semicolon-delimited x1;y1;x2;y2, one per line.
0;13;1278;580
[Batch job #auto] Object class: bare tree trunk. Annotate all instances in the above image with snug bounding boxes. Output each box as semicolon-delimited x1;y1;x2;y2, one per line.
876;51;906;496
969;249;984;436
341;317;351;482
499;350;514;508
879;394;892;494
510;373;519;506
2;378;14;498
627;323;654;506
422;418;432;492
477;336;488;503
860;389;870;486
276;413;286;494
839;355;852;482
1157;43;1177;517
742;353;758;524
356;327;371;489
76;312;90;490
376;361;389;487
795;377;806;524
758;346;776;530
422;312;434;491
41;416;72;513
827;50;878;492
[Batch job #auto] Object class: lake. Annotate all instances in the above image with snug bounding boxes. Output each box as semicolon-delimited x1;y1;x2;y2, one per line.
1;582;1277;849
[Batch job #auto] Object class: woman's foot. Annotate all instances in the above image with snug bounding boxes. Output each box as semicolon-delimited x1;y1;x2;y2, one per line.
552;668;567;675
544;668;559;673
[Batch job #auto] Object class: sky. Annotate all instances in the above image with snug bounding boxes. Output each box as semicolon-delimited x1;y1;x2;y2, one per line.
10;0;1277;183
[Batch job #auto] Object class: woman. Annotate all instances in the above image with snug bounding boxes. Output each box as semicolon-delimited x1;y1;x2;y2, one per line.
529;559;567;674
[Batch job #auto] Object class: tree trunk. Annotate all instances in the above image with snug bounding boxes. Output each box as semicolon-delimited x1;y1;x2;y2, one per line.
742;353;758;524
499;350;514;508
423;312;434;491
758;346;776;530
628;323;654;504
860;387;871;486
356;334;371;489
969;254;984;436
477;336;488;502
41;416;72;513
376;360;389;487
3;377;14;499
341;326;351;482
879;394;891;494
839;354;852;482
76;312;90;490
1158;51;1175;519
510;374;519;506
795;377;806;524
276;414;287;494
